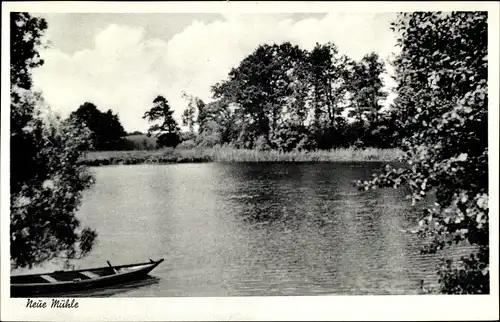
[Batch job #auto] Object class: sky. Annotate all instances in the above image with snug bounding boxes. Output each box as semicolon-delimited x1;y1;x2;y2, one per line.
31;12;400;133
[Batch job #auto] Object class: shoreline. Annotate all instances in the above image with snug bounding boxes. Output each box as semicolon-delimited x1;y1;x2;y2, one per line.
78;147;404;167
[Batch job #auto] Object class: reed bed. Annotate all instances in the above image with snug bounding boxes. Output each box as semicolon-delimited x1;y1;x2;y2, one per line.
80;148;210;166
80;147;403;166
206;147;403;162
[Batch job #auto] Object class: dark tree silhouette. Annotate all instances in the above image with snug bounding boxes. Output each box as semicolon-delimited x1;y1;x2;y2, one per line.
69;102;127;150
143;96;181;148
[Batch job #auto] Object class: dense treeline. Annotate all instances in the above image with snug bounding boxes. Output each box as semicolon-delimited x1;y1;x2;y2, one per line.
68;41;400;151
180;42;400;151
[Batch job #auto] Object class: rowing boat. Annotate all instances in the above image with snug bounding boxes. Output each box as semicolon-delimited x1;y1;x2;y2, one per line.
10;258;164;297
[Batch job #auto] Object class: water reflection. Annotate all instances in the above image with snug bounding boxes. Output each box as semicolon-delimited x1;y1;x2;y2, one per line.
21;276;161;298
13;163;472;296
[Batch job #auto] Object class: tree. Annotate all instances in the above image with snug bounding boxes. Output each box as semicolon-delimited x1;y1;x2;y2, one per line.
349;53;387;123
308;45;352;129
179;93;238;147
358;12;488;293
69;102;127;150
181;92;197;133
10;13;97;269
10;12;47;90
143;95;181;148
347;53;388;147
196;98;236;147
306;42;354;149
212;42;309;150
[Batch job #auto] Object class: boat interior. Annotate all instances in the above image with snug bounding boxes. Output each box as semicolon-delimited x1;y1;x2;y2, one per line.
11;267;118;284
11;259;162;285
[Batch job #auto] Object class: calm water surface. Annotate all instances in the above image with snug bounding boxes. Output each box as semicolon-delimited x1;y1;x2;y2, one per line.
16;163;473;296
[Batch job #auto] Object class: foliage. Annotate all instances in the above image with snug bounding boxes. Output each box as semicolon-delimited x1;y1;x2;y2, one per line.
180;93;235;147
177;139;197;149
143;95;181;148
174;41;395;151
358;12;489;294
348;52;387;124
10;12;47;90
197;41;394;151
10;13;97;268
127;130;144;136
212;43;310;149
254;135;272;151
180;131;196;142
307;43;352;136
120;134;158;150
69;102;127;150
181;92;197;133
273;123;315;152
195;98;237;147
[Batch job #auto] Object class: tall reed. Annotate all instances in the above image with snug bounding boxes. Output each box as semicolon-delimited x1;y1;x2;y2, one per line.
80;147;403;166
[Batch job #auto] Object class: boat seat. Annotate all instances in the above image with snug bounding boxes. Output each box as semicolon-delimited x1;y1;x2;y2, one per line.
80;271;100;279
40;275;58;283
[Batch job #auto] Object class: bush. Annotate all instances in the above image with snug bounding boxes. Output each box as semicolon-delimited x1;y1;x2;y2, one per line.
177;139;196;149
157;132;180;148
121;134;158;150
254;135;272;151
196;131;221;147
180;131;196;142
11;88;97;268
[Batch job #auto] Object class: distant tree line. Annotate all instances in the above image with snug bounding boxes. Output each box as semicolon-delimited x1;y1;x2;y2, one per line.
67;41;401;151
179;42;400;151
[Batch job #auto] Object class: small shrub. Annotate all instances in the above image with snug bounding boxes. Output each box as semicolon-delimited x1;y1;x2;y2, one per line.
196;132;221;147
254;135;271;151
177;139;196;149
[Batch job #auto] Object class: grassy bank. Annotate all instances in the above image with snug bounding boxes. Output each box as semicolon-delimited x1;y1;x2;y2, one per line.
79;147;404;166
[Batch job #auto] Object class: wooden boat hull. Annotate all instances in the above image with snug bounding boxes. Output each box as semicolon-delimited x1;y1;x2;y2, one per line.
11;259;164;297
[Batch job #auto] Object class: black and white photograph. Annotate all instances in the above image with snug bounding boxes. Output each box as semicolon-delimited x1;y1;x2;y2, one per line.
1;1;499;321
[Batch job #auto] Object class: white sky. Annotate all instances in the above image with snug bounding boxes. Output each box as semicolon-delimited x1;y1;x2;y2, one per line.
31;12;400;133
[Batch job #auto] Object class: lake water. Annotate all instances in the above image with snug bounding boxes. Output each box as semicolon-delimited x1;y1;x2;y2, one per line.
16;163;474;296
